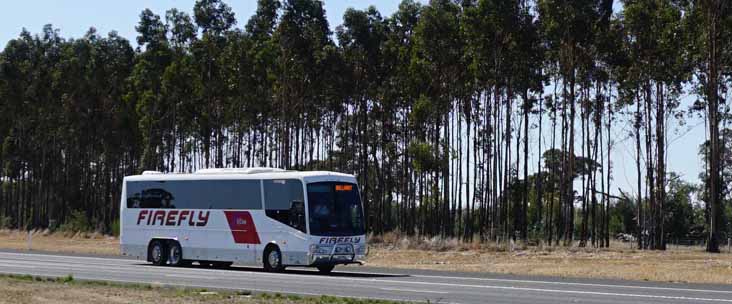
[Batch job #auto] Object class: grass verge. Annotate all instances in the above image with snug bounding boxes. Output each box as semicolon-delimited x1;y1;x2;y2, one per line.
0;273;405;304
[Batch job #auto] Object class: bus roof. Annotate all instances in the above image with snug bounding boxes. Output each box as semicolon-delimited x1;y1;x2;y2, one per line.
124;168;356;183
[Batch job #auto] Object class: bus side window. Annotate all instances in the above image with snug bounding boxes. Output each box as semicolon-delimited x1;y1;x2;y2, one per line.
126;180;262;210
263;179;305;233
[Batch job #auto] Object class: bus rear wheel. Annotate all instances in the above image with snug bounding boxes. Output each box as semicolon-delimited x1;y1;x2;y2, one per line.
317;265;335;274
168;241;189;267
149;240;168;266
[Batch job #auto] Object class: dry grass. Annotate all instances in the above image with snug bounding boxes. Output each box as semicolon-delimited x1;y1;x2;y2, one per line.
0;275;401;304
365;232;732;285
2;230;732;285
0;229;119;256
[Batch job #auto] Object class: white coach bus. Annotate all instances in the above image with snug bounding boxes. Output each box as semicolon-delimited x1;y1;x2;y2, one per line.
120;168;367;273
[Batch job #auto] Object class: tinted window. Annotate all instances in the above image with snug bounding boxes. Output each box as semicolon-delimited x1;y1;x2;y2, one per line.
307;182;365;236
263;179;305;232
126;180;262;209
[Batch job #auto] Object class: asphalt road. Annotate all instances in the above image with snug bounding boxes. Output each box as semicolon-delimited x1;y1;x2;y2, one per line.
0;250;731;304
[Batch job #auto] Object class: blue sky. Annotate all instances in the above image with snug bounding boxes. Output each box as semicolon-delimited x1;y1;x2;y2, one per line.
0;0;708;196
0;1;408;47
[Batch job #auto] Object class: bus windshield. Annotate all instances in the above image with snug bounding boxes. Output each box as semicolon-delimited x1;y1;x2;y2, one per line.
307;182;365;236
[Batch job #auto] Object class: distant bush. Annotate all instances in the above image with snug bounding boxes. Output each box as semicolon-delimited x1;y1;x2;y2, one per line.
59;210;92;233
61;274;74;283
111;218;120;237
0;216;12;229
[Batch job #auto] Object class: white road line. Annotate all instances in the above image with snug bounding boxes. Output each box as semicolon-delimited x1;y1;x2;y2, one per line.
165;274;214;279
402;273;732;295
204;269;732;302
0;252;130;264
380;287;449;294
335;268;732;295
0;262;38;269
362;278;732;303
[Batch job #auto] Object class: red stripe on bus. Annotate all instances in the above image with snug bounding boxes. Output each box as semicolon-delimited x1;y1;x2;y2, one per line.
223;211;261;244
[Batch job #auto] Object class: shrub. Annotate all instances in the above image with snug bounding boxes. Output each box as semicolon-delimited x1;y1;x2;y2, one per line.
60;274;74;283
59;210;92;233
111;218;120;237
0;216;12;229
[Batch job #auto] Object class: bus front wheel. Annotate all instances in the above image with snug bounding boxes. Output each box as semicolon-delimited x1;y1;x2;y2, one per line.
263;245;284;272
317;265;335;274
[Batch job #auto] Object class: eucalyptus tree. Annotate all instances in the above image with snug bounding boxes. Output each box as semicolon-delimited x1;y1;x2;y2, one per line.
622;0;689;250
192;0;237;169
538;0;599;244
132;9;171;171
1;28;60;229
684;0;732;253
161;8;198;172
595;16;627;248
274;0;333;169
463;0;512;241
337;6;390;232
512;2;544;242
412;0;467;237
87;31;137;229
244;0;281;167
381;0;422;235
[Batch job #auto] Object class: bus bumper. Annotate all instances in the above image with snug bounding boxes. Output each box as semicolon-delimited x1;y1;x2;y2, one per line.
309;254;366;266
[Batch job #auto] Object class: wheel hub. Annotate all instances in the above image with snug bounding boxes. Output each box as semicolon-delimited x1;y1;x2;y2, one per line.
268;250;280;267
152;245;162;263
170;246;180;265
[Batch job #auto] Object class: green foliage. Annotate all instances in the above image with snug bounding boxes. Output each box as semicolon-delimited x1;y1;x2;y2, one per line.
194;0;236;35
608;213;624;236
59;210;92;233
409;95;435;129
111;218;121;237
611;193;637;235
408;140;440;173
61;274;74;283
543;148;600;179
664;173;698;240
0;216;12;229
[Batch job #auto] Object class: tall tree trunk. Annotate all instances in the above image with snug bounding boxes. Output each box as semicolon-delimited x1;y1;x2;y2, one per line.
522;92;529;242
705;0;722;253
656;83;666;250
635;94;644;250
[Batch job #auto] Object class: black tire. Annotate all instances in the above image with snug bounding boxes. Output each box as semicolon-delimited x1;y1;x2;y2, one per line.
167;241;186;267
263;246;284;272
149;240;168;266
317;265;335;274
